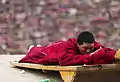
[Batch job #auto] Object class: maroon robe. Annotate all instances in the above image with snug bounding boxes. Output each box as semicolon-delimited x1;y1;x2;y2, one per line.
19;38;116;66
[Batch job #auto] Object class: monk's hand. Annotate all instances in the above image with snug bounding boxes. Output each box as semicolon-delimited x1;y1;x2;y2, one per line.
90;47;102;56
114;49;120;60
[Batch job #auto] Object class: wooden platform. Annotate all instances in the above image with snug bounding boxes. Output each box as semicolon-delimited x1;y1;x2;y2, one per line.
10;61;120;82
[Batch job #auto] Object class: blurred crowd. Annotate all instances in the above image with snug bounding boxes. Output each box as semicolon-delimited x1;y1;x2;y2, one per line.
0;0;120;54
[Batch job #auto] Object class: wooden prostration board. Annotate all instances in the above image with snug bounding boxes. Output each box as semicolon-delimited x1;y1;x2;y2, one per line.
10;61;81;71
10;60;80;82
10;61;120;82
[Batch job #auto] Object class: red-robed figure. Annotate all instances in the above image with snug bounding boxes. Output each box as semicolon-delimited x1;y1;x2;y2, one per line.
19;31;120;66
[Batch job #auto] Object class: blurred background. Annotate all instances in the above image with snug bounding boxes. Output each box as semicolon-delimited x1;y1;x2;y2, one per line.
0;0;120;54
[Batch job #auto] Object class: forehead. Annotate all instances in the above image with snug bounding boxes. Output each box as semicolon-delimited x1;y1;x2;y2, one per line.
80;43;94;47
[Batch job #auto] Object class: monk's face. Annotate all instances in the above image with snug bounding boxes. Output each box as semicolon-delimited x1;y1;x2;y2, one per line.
77;42;94;54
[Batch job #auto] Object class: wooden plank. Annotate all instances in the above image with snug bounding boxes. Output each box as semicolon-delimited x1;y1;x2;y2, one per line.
10;61;120;71
10;61;79;71
10;60;78;82
10;61;120;82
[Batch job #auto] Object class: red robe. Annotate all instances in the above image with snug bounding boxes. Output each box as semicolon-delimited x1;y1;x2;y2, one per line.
19;38;116;66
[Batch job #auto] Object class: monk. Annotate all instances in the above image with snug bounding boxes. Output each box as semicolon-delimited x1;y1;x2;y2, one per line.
19;31;120;66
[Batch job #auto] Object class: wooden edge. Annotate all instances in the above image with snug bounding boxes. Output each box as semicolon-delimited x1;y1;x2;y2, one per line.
10;60;77;82
10;61;120;71
9;61;78;71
